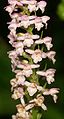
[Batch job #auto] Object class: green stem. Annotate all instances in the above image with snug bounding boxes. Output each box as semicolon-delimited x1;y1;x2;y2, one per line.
41;30;43;39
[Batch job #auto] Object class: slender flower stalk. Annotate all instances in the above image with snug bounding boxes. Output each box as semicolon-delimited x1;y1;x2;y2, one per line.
5;0;59;119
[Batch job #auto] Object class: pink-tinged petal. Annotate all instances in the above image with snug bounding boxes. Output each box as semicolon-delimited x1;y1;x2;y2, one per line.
12;42;23;48
8;32;17;45
15;69;32;77
25;103;35;110
30;95;47;110
43;88;59;103
35;37;53;50
23;39;34;47
42;52;47;58
16;104;31;118
46;51;56;64
42;16;50;23
43;37;53;50
12;87;24;100
27;86;37;96
10;13;19;19
48;88;59;95
37;1;47;13
24;81;31;87
36;71;46;76
46;76;55;84
35;17;42;22
37;68;56;84
46;68;56;76
7;19;21;31
5;5;15;14
34;17;44;31
8;0;23;6
41;16;50;28
37;85;44;91
43;37;52;42
26;49;43;63
31;64;40;68
32;34;40;39
16;47;23;56
16;75;25;85
35;22;44;31
25;49;34;54
43;88;59;96
35;39;44;44
28;4;36;12
18;69;32;77
21;0;37;5
17;36;25;41
37;1;47;8
25;82;38;96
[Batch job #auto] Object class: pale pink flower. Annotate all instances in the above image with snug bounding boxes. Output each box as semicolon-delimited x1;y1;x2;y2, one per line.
8;50;18;59
25;49;46;63
16;104;30;119
36;1;47;13
17;33;39;41
35;37;53;50
6;0;59;117
31;34;40;39
5;5;15;15
25;81;43;96
17;61;40;70
8;19;21;31
29;15;36;20
12;42;23;48
8;50;19;68
41;16;50;28
8;0;22;6
20;0;37;5
23;38;34;47
37;68;56;84
15;69;33;78
43;88;59;103
8;31;17;45
10;13;20;19
34;17;44;31
10;75;25;90
12;42;24;56
20;15;30;28
46;51;56;64
21;69;32;77
12;87;24;100
29;95;47;110
28;1;37;12
17;33;39;48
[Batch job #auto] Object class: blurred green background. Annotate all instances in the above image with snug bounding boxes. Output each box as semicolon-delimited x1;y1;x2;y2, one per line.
0;0;64;119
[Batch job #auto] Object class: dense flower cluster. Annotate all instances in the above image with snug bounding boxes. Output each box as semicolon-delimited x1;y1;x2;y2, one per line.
5;0;59;119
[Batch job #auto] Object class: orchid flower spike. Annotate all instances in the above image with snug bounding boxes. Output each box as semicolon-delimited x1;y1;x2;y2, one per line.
5;0;59;119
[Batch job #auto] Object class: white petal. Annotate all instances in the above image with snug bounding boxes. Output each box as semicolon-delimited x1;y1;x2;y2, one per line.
41;103;47;110
25;49;34;54
27;87;37;96
36;71;45;76
53;94;58;103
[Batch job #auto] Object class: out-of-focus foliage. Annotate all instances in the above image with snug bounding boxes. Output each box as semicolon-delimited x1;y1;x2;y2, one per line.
57;0;64;20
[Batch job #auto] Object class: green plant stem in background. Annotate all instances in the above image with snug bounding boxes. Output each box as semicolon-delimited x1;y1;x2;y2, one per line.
57;0;64;20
